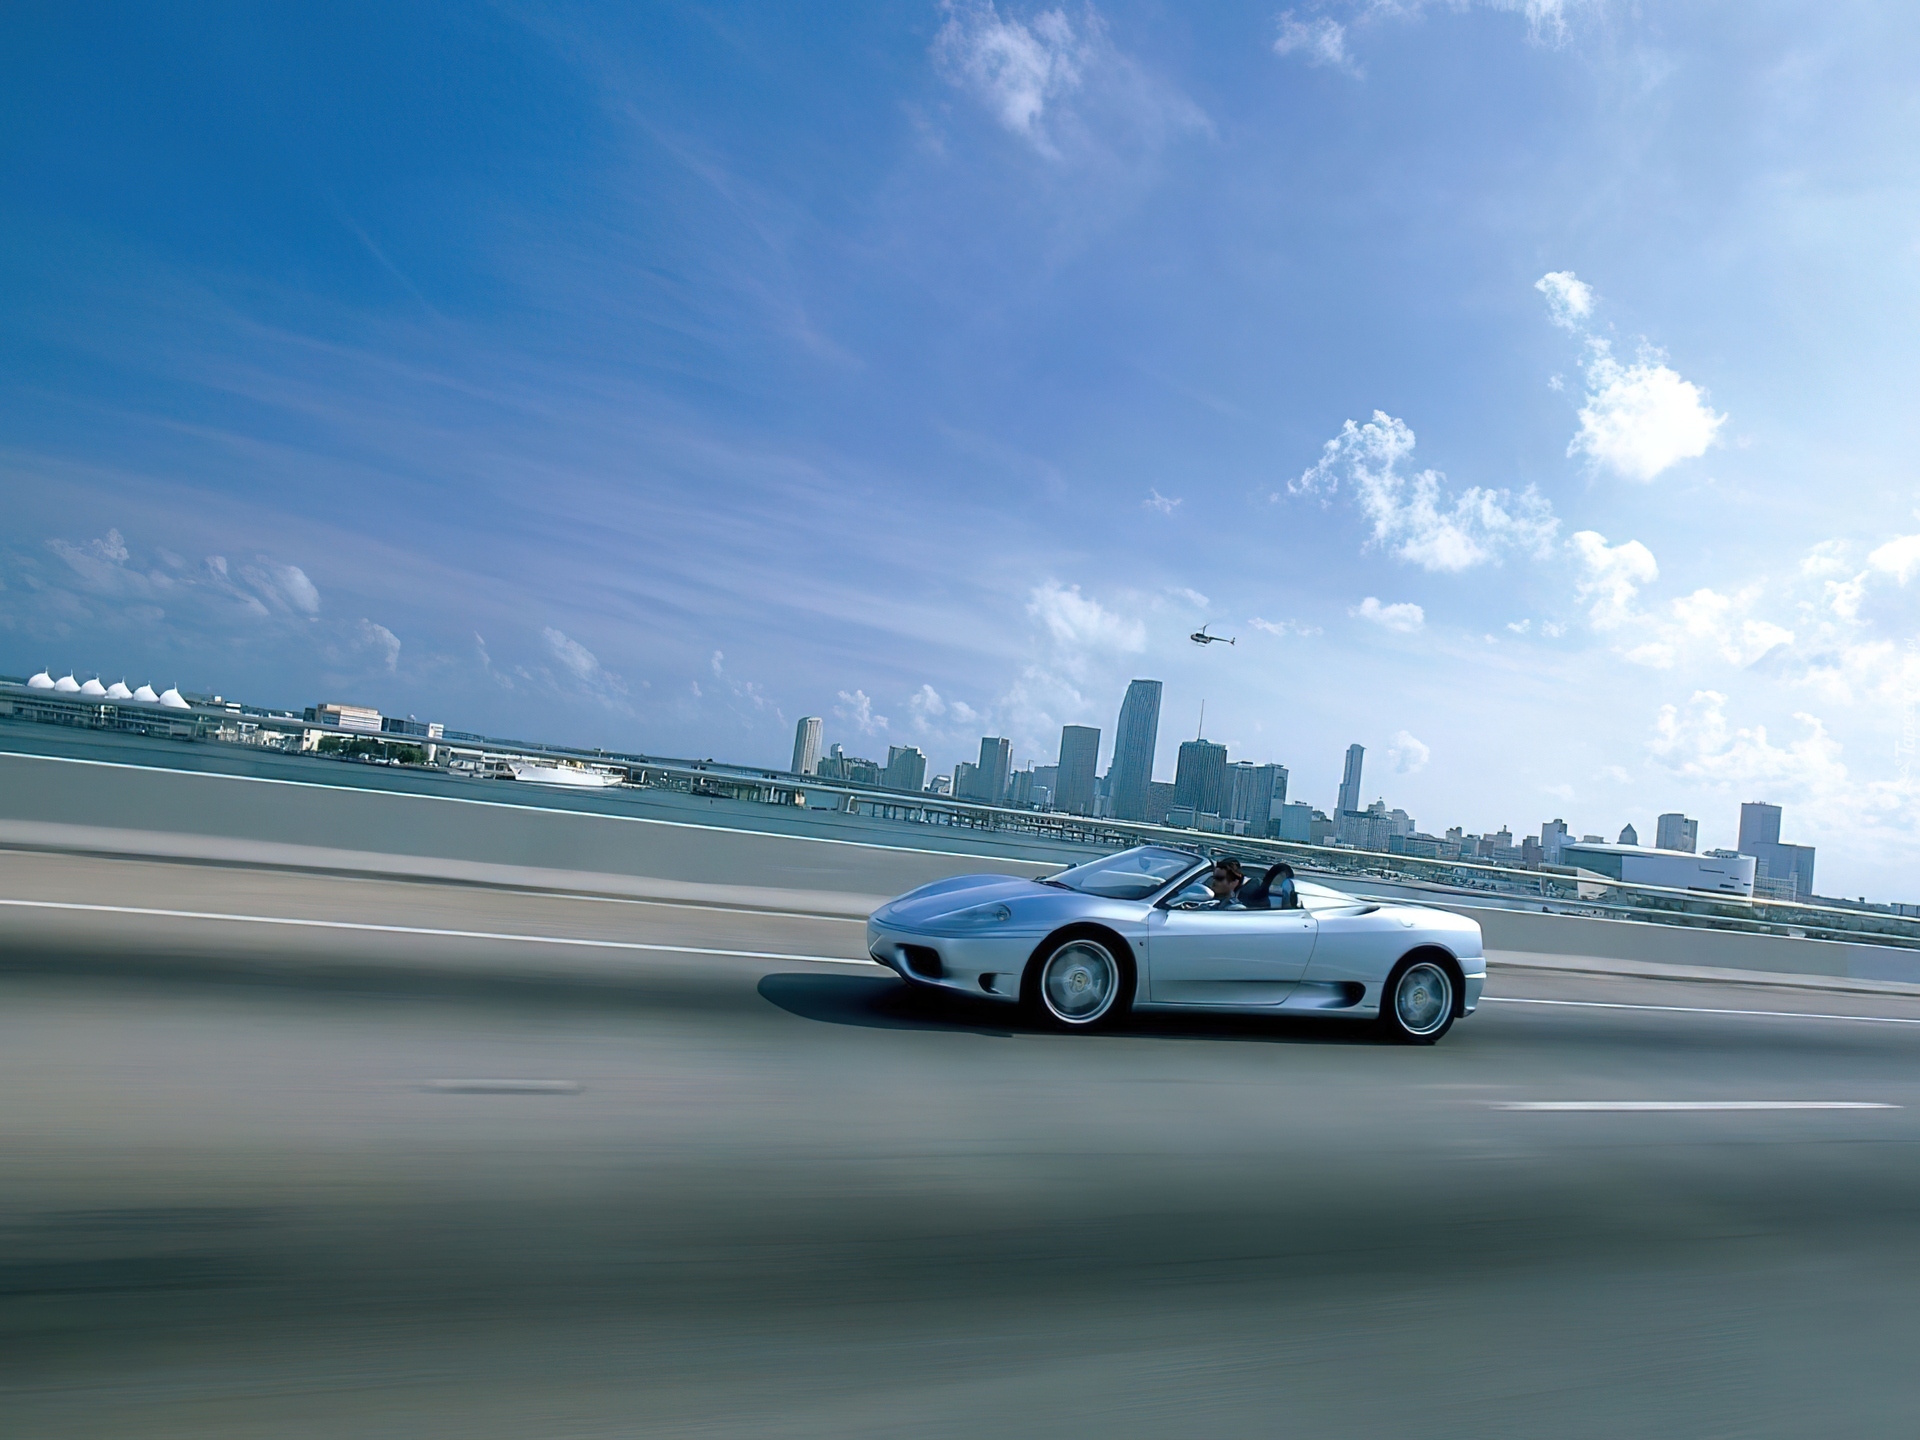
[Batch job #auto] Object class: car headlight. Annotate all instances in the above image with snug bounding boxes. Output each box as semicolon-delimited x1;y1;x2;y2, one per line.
937;902;1013;928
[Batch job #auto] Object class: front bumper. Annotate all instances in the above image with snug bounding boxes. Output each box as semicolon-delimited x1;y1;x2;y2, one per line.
865;918;1030;1004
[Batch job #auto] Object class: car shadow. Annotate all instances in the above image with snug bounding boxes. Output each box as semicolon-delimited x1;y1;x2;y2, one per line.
755;973;1388;1046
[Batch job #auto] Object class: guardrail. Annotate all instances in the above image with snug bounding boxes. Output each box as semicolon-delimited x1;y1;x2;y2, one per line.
6;679;1917;953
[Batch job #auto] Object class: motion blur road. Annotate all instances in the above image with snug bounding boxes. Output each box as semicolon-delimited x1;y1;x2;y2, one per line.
8;852;1920;1437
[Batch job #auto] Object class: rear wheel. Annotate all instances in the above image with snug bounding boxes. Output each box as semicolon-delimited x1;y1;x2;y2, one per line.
1025;934;1132;1031
1379;956;1456;1045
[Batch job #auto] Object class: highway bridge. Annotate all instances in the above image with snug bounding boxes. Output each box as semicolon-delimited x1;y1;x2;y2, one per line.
6;758;1920;1434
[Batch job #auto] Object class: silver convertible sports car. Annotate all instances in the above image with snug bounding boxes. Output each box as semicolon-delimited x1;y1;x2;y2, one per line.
867;845;1484;1043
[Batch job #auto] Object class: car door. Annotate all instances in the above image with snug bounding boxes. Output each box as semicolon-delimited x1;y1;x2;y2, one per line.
1145;882;1318;1006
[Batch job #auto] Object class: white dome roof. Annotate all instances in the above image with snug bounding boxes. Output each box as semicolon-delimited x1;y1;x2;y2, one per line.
27;670;54;689
53;674;81;693
105;680;133;700
133;684;160;703
80;677;107;697
159;687;190;709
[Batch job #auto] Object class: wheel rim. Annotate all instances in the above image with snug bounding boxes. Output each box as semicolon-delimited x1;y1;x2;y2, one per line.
1394;962;1453;1036
1041;941;1118;1024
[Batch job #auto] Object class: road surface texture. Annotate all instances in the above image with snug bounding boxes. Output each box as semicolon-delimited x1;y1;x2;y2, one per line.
6;851;1920;1438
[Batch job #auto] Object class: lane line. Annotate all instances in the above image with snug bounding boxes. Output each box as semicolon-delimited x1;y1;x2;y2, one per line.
1484;995;1920;1026
0;897;882;968
1495;1101;1898;1112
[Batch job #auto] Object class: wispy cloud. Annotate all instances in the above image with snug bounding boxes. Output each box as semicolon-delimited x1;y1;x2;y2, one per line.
1273;14;1360;76
1144;488;1181;515
1288;411;1558;571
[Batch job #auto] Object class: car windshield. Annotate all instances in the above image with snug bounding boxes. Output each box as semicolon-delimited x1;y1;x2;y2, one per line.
1045;846;1202;901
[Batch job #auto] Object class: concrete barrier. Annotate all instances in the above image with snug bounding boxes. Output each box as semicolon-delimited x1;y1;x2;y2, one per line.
4;743;1918;988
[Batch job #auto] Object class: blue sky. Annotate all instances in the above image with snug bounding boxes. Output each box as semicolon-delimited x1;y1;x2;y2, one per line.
4;2;1919;896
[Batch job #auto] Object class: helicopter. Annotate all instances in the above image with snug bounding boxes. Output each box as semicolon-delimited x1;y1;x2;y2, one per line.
1189;624;1235;647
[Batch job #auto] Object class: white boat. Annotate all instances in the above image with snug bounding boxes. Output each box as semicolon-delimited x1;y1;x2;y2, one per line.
508;761;622;788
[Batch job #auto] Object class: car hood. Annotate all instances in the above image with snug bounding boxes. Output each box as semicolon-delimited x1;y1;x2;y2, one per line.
873;874;1053;928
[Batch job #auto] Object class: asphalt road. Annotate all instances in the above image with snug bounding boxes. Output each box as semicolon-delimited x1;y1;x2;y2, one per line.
7;852;1920;1437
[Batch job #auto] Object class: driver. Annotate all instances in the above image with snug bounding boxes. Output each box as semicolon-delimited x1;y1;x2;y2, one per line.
1203;858;1245;907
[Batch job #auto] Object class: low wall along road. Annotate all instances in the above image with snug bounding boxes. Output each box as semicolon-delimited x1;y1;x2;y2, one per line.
1;742;1914;990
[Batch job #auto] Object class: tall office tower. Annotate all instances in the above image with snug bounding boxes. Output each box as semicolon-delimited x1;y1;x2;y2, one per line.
1107;680;1163;821
1227;762;1289;833
791;716;823;776
970;736;1012;803
1540;818;1571;865
1337;743;1365;816
1618;823;1639;846
1738;802;1782;853
883;744;928;794
951;761;978;800
1173;739;1230;819
1055;725;1101;816
1737;801;1815;899
1655;812;1699;853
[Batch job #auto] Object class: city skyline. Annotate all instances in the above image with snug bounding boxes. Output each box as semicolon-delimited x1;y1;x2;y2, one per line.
4;6;1917;896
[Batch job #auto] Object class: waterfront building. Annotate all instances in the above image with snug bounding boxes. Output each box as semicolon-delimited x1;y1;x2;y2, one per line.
1226;762;1289;836
1541;818;1571;865
1561;841;1754;898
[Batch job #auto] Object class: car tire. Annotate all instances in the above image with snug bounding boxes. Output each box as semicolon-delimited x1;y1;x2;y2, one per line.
1378;955;1457;1045
1023;931;1133;1032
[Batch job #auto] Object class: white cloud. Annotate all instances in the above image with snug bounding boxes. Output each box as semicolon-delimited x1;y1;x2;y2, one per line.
1571;530;1658;630
1387;729;1430;774
241;562;321;615
1668;588;1795;666
1171;586;1209;608
1027;580;1146;652
1144;488;1181;515
1507;619;1531;634
1352;596;1425;633
835;687;888;735
1288;411;1558;572
1537;273;1727;482
934;2;1095;151
356;619;400;672
1570;340;1726;482
1273;14;1359;75
1868;533;1920;585
542;626;616;690
1649;690;1847;797
1249;616;1321;637
1534;270;1593;330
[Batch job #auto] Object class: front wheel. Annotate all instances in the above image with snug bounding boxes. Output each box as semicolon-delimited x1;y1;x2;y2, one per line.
1378;957;1456;1045
1025;935;1132;1031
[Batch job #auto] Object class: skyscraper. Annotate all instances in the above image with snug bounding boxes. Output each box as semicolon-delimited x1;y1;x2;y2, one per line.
1541;818;1571;865
791;716;822;776
965;736;1012;804
1173;739;1229;819
1737;802;1782;852
1055;725;1101;815
1337;743;1365;816
883;744;927;793
1107;680;1162;822
1738;801;1816;899
1227;762;1289;834
1655;812;1699;853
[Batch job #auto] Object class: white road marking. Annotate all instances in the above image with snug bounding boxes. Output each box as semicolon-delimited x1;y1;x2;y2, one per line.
1484;995;1920;1026
0;897;883;968
1495;1101;1898;1112
425;1079;584;1094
